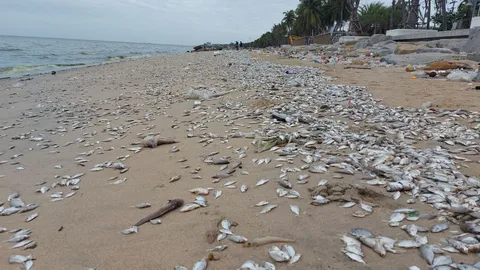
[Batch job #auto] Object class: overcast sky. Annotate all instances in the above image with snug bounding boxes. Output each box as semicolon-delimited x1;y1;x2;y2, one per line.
0;0;389;45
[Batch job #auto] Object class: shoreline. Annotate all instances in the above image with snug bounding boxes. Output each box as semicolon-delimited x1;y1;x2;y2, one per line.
0;51;478;269
0;52;189;80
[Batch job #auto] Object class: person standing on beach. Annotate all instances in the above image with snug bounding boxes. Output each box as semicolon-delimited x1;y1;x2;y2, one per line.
235;41;239;50
240;41;243;49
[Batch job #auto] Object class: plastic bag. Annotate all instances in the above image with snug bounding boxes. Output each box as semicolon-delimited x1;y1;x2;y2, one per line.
446;70;477;82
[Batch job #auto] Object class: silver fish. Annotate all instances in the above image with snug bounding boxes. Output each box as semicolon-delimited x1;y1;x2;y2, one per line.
175;266;188;270
290;205;300;216
149;219;161;224
311;195;330;205
259;204;277;214
342;202;356;208
207;245;228;252
25;213;38;222
227;235;248;243
240;185;248;193
135;203;151;209
180;203;201;212
11;240;33;249
192;257;207;270
121;226;138;235
214;190;222;199
268;246;290;262
309;165;327;173
419;244;434;265
430;223;449;233
254;201;269;207
255;178;269;187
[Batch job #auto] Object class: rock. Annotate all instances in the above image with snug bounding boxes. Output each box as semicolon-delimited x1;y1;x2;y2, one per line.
463;27;480;54
474;72;480;82
355;40;369;49
426;39;467;53
369;34;392;45
416;48;454;54
380;53;455;65
351;58;368;65
395;43;422;55
467;53;480;62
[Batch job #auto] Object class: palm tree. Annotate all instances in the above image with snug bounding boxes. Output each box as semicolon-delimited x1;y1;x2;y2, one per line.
359;2;390;34
296;0;324;36
282;10;296;35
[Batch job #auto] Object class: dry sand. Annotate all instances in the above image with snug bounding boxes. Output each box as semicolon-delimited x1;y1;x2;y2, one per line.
0;52;478;270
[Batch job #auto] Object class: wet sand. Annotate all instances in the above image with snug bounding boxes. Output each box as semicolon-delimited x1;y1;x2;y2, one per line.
0;52;479;270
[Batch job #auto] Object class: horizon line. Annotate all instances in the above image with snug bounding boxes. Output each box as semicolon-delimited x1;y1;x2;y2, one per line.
0;34;194;47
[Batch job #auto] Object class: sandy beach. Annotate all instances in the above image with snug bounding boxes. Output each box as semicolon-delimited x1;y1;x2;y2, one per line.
0;51;479;270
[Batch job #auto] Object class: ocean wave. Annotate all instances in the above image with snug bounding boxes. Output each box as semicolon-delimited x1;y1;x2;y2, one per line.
0;63;86;74
81;51;96;55
106;54;150;61
0;47;22;52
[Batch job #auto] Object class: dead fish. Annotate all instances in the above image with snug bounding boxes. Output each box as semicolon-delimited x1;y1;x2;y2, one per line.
121;226;138;235
431;223;449;233
25;213;38;222
360;203;373;213
192;257;207;270
175;266;188;270
359;236;386;257
223;180;236;187
170;175;181;183
181;203;201;212
135;203;151;209
290;205;300;216
111;178;126;185
11;240;32;249
282;244;296;259
213;172;232;179
9;197;25;208
1;207;20;216
311;195;330;206
353;211;368;218
189;188;210;195
268;246;290;262
446;239;468;254
419;244;434;265
259;204;277;214
397;240;421;248
433;255;453;267
309;165;327;173
210;157;229;165
149;219;162;224
240;185;247;193
255;178;269;187
228;235;248;243
342;202;356;208
254;201;269;207
317;179;328;186
9;254;34;264
231;161;242;169
277;179;292;189
19;204;39;213
214;190;222;199
65;191;76;198
244;236;295;247
389;213;405;226
207;245;228;252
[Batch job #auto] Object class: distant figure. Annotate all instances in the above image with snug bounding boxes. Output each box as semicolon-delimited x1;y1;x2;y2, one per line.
235;41;239;51
240;42;243;49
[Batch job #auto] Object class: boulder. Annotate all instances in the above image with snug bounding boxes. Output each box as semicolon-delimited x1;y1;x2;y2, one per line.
426;39;467;53
369;34;392;45
395;43;422;55
473;72;480;82
416;48;454;54
380;53;455;65
463;27;480;54
355;40;369;49
467;53;480;62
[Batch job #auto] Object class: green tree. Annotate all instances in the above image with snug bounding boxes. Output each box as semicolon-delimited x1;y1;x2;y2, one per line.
296;0;324;36
358;2;401;35
282;10;296;35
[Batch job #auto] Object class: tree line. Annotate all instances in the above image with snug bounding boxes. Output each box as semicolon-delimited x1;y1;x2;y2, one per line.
249;0;474;48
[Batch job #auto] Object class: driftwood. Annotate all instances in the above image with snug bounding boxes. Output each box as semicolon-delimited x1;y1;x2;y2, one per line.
134;199;184;226
344;66;372;70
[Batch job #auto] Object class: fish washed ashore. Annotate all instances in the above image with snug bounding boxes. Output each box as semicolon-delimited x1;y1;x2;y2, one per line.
0;51;479;269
